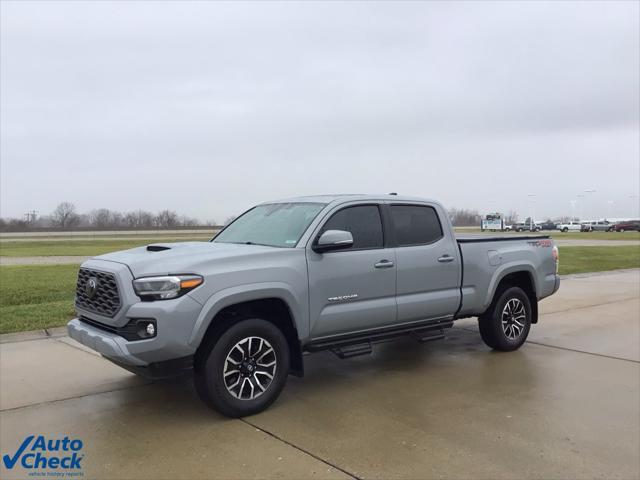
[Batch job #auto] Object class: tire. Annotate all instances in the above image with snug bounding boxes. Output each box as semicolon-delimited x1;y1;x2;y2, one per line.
619;228;624;233
478;286;532;351
194;318;290;417
562;227;568;233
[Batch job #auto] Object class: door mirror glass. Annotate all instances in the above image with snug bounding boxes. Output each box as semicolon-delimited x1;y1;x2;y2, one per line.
313;230;354;253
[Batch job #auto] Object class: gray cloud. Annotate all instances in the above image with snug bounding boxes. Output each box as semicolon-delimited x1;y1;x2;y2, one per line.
1;0;638;221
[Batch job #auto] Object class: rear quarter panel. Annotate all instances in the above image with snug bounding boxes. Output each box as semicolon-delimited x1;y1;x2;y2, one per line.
457;238;558;317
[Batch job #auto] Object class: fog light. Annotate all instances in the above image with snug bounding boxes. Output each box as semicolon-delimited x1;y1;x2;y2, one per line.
146;323;155;336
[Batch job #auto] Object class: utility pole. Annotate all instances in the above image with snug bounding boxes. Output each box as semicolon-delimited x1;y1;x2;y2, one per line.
527;194;536;229
23;210;37;223
629;195;639;218
570;200;577;221
577;194;584;221
584;189;596;220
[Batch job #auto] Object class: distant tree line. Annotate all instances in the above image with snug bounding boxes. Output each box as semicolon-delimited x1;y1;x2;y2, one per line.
3;202;570;232
0;202;217;232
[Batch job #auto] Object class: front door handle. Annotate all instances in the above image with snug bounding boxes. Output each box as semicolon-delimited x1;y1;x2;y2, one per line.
374;259;395;269
437;255;455;263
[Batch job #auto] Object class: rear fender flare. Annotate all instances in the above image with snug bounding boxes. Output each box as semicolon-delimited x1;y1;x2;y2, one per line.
483;262;538;311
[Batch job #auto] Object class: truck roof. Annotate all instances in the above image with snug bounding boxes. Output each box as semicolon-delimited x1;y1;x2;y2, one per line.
263;194;441;206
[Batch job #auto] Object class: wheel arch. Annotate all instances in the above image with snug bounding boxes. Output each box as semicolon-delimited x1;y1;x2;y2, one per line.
485;269;538;324
190;285;305;376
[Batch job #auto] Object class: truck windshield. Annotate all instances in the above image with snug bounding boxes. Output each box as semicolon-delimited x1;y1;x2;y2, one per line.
213;203;325;248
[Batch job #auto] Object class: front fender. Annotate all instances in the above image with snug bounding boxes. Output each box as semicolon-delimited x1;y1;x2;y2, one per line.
187;282;305;348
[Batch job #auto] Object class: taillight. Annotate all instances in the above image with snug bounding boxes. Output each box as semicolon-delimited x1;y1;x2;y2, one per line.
552;246;559;273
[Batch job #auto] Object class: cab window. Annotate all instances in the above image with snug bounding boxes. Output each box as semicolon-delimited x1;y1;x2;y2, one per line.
319;205;383;250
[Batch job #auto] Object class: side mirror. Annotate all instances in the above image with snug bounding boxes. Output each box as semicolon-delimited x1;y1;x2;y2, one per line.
313;230;353;253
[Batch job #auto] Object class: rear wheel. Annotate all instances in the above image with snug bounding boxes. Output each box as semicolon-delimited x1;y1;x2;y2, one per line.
194;318;290;417
562;227;568;232
479;286;532;351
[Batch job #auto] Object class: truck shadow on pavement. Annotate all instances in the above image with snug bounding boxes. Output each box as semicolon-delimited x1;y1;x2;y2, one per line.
141;327;540;421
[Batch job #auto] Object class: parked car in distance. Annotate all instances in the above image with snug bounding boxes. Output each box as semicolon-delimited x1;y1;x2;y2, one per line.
539;221;557;231
582;221;614;232
514;222;541;232
614;220;640;232
67;194;560;417
556;221;582;233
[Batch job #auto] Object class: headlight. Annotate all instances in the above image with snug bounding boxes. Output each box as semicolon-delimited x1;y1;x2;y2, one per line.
132;275;203;300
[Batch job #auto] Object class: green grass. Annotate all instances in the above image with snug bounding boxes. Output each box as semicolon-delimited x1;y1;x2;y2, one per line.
552;231;640;241
0;236;210;257
1;230;637;258
456;229;640;241
558;246;640;275
0;264;79;333
0;246;638;334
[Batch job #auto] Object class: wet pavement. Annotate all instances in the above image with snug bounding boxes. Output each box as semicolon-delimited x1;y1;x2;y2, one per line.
1;270;638;479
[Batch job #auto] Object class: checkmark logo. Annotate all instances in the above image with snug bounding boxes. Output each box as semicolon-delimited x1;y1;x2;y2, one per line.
2;435;34;469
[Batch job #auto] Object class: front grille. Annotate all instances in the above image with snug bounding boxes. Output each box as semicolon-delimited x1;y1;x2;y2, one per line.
75;268;121;317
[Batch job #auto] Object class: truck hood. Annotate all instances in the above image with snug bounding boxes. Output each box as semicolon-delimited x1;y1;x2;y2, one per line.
94;241;282;277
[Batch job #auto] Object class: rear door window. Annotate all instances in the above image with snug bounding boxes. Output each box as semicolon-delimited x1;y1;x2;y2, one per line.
390;205;443;246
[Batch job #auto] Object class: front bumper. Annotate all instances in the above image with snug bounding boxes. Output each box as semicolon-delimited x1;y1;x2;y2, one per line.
67;319;194;378
68;260;205;368
68;294;202;368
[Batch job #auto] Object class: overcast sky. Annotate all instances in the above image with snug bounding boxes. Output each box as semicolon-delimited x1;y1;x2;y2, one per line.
1;0;639;222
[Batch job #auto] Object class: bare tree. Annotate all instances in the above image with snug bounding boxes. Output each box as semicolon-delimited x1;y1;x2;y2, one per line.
89;208;113;228
123;210;151;228
505;210;519;225
179;215;199;227
154;210;179;227
51;202;79;229
448;208;481;227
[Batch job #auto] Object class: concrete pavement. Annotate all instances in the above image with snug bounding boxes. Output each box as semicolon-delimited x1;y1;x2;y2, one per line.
1;270;639;479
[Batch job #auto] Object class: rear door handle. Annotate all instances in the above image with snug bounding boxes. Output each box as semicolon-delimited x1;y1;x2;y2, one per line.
374;259;395;269
437;255;455;263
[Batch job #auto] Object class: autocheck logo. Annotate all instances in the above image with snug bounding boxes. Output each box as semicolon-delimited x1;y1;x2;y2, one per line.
2;435;84;475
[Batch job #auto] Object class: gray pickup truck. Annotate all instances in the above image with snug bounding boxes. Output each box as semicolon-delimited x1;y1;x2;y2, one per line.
68;194;560;417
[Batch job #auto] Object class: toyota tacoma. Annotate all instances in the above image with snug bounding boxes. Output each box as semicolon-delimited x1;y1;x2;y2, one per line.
68;195;560;417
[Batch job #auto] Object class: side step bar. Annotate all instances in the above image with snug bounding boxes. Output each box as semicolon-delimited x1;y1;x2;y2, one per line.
413;328;446;343
305;319;453;358
331;341;372;359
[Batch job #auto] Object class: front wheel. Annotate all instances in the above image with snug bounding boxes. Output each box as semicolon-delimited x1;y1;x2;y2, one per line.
478;286;532;351
562;227;569;232
194;318;290;417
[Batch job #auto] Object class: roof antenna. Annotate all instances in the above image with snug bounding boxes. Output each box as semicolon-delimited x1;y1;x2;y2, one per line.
389;192;398;195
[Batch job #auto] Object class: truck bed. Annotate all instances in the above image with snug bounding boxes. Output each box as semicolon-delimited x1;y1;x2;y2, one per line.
454;233;558;319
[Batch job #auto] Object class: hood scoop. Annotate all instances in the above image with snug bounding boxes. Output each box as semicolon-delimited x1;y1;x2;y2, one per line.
146;244;172;252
